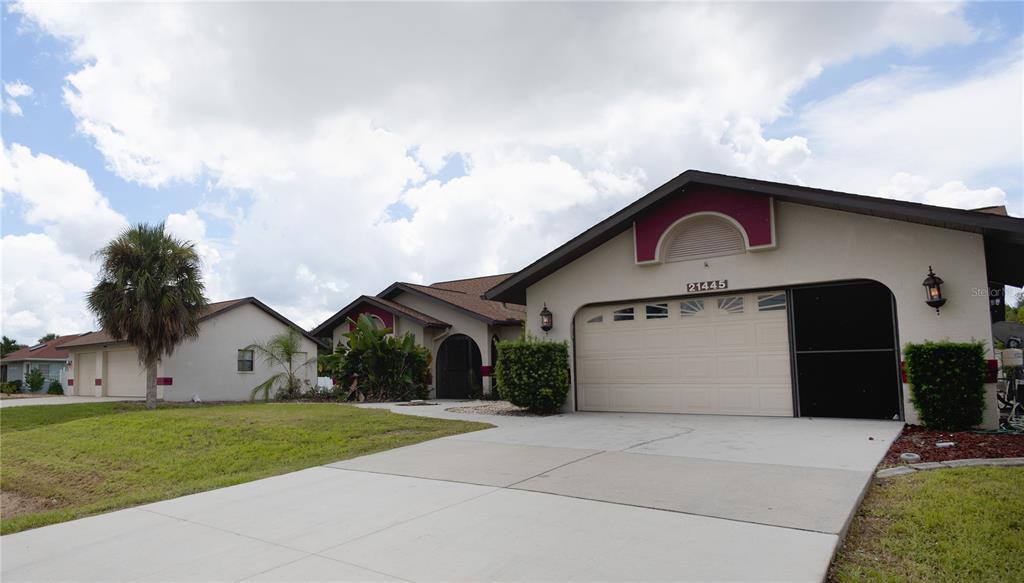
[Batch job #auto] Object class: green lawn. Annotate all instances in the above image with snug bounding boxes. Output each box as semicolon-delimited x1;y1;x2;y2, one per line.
0;402;489;534
830;467;1024;582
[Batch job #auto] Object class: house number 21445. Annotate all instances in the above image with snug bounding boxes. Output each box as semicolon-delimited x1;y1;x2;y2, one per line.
686;279;728;293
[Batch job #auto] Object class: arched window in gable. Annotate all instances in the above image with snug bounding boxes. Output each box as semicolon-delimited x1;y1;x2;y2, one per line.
662;215;746;263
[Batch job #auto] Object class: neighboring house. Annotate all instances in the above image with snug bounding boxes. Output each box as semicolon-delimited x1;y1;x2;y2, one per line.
0;334;85;390
61;297;323;401
312;275;525;398
485;170;1024;427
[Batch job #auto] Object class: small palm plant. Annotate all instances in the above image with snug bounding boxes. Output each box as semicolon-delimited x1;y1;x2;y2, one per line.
248;328;316;401
87;223;207;409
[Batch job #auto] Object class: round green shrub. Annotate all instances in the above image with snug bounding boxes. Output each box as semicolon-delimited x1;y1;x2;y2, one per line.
47;380;64;395
495;336;569;414
905;341;987;431
25;369;45;391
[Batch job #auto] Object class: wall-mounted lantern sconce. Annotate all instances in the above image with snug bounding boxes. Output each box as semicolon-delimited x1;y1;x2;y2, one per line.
540;304;553;332
922;266;947;314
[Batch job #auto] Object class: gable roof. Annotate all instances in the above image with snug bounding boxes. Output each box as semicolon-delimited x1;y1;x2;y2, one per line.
380;274;526;325
310;294;450;337
1;334;87;363
60;297;326;350
485;170;1024;303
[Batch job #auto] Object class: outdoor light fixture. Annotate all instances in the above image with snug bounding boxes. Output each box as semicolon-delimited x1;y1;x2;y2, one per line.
540;304;553;332
922;266;946;314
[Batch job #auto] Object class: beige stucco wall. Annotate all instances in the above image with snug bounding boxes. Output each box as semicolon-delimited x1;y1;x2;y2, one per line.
524;201;996;423
162;303;318;401
389;291;492;396
68;303;318;402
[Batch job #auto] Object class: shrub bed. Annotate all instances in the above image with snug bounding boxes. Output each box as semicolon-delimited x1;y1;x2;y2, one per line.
904;341;987;431
495;336;569;414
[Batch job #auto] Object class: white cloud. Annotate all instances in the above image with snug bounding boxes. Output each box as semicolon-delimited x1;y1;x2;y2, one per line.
879;172;1008;209
798;58;1023;206
4;81;33;98
3;81;33;116
8;0;1017;329
0;233;98;342
1;142;129;258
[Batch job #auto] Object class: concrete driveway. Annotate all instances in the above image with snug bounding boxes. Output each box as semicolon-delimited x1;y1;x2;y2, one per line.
1;403;902;582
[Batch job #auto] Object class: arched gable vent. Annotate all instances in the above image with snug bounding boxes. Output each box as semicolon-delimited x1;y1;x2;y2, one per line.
663;215;746;263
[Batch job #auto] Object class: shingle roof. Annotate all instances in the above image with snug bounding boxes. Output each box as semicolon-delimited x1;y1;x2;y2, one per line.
310;295;451;337
1;334;87;363
60;298;325;349
312;274;527;336
384;275;526;324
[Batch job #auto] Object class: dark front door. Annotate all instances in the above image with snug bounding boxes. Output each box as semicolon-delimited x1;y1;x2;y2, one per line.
791;281;902;420
436;334;482;399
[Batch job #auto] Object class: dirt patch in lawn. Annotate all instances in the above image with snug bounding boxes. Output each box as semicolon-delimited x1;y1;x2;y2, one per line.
881;424;1024;467
0;491;67;520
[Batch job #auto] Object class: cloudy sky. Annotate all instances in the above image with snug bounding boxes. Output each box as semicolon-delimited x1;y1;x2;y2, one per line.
1;1;1022;342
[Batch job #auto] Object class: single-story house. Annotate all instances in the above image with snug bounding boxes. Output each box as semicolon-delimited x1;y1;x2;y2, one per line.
484;170;1024;427
61;297;323;401
1;334;86;390
312;275;525;398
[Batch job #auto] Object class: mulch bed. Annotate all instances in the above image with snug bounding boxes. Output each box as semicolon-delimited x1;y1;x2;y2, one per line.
882;424;1024;467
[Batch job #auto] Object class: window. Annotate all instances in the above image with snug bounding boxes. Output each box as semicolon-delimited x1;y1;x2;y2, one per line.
758;292;787;312
237;349;254;372
663;216;746;263
717;296;744;314
613;307;635;321
645;303;669;319
586;314;604;324
368;315;386;330
680;299;705;317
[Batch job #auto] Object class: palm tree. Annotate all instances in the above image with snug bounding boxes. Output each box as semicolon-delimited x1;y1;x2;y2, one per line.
87;223;207;409
247;328;316;401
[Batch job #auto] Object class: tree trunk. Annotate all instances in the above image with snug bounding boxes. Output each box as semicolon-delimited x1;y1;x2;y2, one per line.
146;362;158;410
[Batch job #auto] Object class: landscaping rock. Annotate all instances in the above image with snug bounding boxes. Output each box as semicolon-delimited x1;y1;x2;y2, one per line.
876;467;916;478
899;452;921;463
935;441;956;448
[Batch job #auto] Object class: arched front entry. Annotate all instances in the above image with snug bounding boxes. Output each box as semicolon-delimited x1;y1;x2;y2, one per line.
436;334;482;399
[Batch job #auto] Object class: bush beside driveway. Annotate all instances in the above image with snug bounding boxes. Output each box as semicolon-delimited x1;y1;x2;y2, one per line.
0;402;489;534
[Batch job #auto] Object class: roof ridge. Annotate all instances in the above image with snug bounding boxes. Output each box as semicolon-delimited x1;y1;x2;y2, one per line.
429;272;516;286
405;281;469;295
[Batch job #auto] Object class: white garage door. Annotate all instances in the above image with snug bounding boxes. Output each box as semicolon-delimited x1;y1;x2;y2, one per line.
106;349;147;397
575;291;793;416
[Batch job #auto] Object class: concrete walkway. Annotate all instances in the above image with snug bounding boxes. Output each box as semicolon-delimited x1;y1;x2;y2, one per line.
1;402;902;582
0;395;143;408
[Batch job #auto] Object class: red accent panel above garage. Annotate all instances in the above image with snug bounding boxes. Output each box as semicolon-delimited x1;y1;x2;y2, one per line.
633;184;775;263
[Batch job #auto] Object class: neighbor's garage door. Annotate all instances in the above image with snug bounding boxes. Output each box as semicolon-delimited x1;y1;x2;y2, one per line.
575;291;793;416
105;349;146;397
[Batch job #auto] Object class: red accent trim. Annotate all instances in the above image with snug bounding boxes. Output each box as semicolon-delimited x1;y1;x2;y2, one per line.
480;365;493;377
157;377;173;386
900;361;907;383
67;379;74;386
95;378;102;386
986;360;999;383
349;303;395;329
634;184;774;262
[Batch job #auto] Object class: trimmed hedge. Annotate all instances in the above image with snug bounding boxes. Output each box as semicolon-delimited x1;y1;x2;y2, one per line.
905;341;987;430
495;336;569;414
